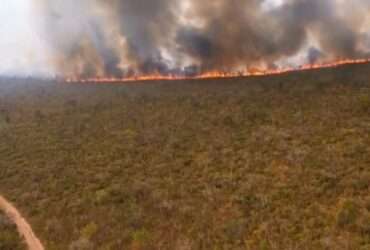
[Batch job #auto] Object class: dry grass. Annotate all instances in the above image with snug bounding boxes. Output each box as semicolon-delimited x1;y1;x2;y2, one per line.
0;63;369;249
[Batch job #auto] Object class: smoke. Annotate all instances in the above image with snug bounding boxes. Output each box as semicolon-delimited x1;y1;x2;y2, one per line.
0;0;53;76
35;0;370;77
307;47;323;65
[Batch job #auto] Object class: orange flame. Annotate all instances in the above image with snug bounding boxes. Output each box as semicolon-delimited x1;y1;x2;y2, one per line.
65;58;370;83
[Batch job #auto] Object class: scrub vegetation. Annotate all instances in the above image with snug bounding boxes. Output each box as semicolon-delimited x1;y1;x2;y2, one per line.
0;63;369;249
0;210;26;250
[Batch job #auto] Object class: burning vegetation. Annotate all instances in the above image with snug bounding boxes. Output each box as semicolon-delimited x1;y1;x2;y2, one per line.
37;0;370;81
65;58;370;83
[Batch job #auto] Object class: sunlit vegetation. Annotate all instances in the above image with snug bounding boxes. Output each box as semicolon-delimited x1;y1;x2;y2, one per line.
0;63;369;249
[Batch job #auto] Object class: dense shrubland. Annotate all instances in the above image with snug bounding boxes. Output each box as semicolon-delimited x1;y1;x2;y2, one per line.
0;64;369;249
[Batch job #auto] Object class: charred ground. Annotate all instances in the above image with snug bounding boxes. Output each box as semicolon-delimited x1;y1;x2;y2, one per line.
0;63;369;249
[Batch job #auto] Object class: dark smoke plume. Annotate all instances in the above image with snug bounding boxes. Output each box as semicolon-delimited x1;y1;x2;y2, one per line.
37;0;370;77
307;47;324;65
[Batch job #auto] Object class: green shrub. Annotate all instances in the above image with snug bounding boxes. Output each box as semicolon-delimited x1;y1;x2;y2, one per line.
80;222;98;240
358;94;370;112
131;229;151;249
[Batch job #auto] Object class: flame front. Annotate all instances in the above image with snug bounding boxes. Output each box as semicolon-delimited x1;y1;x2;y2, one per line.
66;58;370;83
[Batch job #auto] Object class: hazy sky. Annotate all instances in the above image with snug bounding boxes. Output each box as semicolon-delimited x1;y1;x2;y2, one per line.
0;0;52;76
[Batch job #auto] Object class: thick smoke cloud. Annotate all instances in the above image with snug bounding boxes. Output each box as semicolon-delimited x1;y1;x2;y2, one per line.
38;0;370;77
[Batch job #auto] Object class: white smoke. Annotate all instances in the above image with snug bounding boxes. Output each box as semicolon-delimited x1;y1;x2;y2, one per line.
0;0;54;76
1;0;370;77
